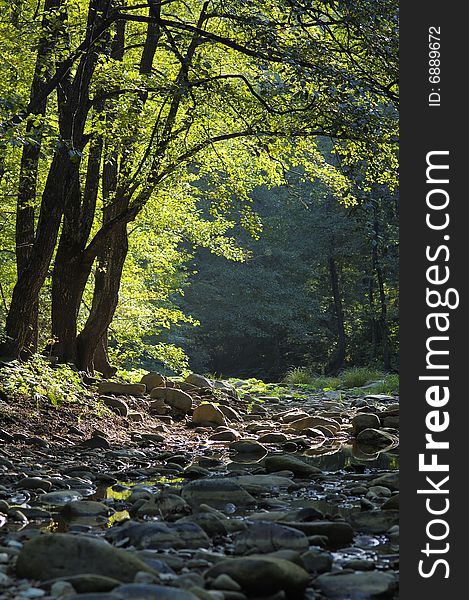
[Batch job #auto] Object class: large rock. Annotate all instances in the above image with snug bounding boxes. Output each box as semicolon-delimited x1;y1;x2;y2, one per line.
205;557;310;598
112;584;199;600
149;388;193;413
277;521;354;546
369;472;399;491
288;416;341;433
185;374;212;389
264;454;322;477
356;428;398;449
140;372;165;392
229;440;267;454
351;413;381;436
234;521;309;555
106;520;210;550
315;571;397;597
225;474;294;495
181;479;256;510
192;403;226;426
98;382;146;396
348;510;399;534
101;396;129;417
16;534;157;582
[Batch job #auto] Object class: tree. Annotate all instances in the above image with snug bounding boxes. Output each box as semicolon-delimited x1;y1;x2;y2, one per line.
0;0;398;372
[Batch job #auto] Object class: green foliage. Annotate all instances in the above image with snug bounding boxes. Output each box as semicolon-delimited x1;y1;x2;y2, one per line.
339;366;382;389
0;355;88;406
366;373;400;395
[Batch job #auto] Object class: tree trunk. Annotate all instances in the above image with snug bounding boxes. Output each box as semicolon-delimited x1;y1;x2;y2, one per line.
76;223;128;373
326;255;346;375
372;216;392;371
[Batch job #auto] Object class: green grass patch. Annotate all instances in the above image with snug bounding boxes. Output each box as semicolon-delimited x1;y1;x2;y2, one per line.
339;366;382;389
365;373;399;395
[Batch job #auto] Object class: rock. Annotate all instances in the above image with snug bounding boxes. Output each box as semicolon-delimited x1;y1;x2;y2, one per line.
315;571;396;598
98;382;146;396
348;510;399;533
150;388;193;413
101;396;129;417
343;559;375;571
382;494;399;510
229;440;267;454
225;475;294;495
209;574;242;591
16;534;157;582
60;501;113;518
140;373;165;392
233;522;308;555
356;428;398;448
177;514;228;537
16;477;53;492
217;406;242;422
205;557;309;598
383;417;399;430
181;479;256;510
288;416;340;433
277;521;354;546
185;374;213;389
209;429;239;442
369;473;399;491
81;435;110;449
50;581;76;597
44;575;121;593
351;414;381;436
264;454;321;477
257;433;288;444
127;412;144;423
113;584;199;599
106;520;210;550
39;490;84;506
300;550;333;573
192;404;226;426
136;494;191;520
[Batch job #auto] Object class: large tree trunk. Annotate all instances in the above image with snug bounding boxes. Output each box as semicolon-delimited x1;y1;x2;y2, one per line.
10;0;65;356
76;222;128;373
326;255;346;375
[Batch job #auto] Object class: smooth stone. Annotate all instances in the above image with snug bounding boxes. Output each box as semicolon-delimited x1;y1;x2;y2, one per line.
217;406;242;422
140;373;165;392
369;473;399;491
43;574;121;593
192;404;226;426
209;429;239;442
16;477;53;492
205;557;309;597
106;520;210;549
300;550;333;573
257;433;288;444
39;490;83;506
348;510;399;533
234;521;308;555
60;501;113;518
382;494;399;510
136;494;191;520
185;374;212;389
98;382;146;396
351;414;381;436
229;440;267;454
101;396;129;417
16;534;157;582
277;521;354;546
383;416;399;428
81;436;110;449
356;428;398;448
177;514;228;537
315;571;396;597
150;388;193;413
264;455;321;477
112;584;199;599
181;479;256;510
225;475;294;495
343;559;375;571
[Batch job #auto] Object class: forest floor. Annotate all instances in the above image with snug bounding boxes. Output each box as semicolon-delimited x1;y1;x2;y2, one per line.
0;372;399;600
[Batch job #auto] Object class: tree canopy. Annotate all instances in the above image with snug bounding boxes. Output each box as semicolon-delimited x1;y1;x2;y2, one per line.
0;0;398;375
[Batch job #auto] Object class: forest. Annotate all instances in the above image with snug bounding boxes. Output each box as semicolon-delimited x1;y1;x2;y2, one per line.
0;0;398;379
0;2;400;599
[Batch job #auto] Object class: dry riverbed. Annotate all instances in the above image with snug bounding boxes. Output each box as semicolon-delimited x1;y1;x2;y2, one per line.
0;374;399;600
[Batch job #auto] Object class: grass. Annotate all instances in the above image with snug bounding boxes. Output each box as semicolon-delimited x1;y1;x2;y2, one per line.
283;365;397;392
